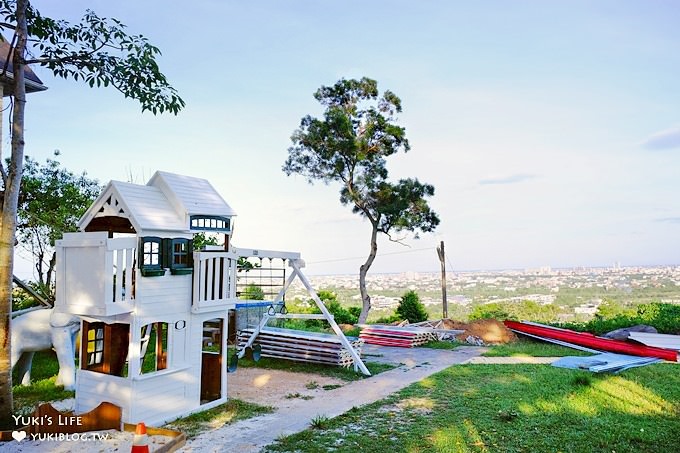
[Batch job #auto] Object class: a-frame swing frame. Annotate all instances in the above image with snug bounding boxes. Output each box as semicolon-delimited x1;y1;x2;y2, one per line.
237;258;371;376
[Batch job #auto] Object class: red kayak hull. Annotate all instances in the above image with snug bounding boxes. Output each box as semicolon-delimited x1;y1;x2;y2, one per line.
504;320;678;362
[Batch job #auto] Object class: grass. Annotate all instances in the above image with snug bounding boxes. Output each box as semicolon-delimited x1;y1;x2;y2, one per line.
12;351;74;416
285;392;314;400
310;414;330;430
236;355;395;381
422;340;463;350
265;362;680;452
165;399;273;438
483;338;593;357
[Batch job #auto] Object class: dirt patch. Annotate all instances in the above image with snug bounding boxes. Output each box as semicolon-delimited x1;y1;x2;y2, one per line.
441;319;516;344
227;368;345;409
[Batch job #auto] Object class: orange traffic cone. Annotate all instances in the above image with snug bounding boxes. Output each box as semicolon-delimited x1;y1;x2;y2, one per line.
131;422;149;453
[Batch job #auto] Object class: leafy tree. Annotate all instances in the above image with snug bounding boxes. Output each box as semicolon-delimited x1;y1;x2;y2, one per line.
192;232;220;250
469;303;512;321
284;77;439;324
0;1;184;429
305;290;359;327
240;283;265;301
16;153;101;299
594;299;632;319
396;290;428;323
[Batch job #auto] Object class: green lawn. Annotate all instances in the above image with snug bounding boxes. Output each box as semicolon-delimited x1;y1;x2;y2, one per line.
422;340;463;350
265;363;680;452
12;350;74;416
483;338;592;357
236;355;395;381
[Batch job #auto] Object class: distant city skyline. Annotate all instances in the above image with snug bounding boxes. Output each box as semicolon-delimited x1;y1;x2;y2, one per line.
11;1;680;279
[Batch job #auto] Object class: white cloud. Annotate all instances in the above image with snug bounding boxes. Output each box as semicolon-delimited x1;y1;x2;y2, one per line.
641;126;680;150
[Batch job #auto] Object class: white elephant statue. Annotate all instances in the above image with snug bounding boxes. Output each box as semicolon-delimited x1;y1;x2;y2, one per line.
11;308;80;391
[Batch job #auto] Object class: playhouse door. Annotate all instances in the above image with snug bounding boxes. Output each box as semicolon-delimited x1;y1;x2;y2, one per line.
200;318;224;403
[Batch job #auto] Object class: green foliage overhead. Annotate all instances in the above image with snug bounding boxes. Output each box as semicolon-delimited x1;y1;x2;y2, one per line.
396;290;428;323
0;2;185;114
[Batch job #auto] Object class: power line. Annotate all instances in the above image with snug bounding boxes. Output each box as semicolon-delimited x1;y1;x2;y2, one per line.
307;246;435;264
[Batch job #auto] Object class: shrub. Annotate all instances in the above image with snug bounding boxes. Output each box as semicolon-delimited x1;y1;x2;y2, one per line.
302;291;360;327
558;302;680;335
469;302;511;321
374;313;402;324
396;290;428;323
240;284;265;300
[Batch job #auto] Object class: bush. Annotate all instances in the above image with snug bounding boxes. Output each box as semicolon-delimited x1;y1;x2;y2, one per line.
300;291;360;327
558;302;680;335
396;290;428;323
240;284;265;300
469;302;512;321
374;313;402;324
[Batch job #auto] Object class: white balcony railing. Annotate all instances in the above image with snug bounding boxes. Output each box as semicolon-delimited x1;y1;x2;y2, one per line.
56;232;136;316
192;251;238;312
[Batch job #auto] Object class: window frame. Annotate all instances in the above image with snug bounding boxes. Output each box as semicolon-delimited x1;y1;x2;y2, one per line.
163;238;193;274
190;215;231;233
81;321;130;377
139;236;165;276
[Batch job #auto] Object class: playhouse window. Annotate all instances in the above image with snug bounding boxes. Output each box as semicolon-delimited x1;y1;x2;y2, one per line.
141;237;162;267
190;215;231;233
140;237;164;277
162;238;193;274
140;322;168;374
86;323;105;367
81;321;130;377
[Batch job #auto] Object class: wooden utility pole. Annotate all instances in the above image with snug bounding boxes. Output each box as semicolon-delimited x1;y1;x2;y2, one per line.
436;241;448;319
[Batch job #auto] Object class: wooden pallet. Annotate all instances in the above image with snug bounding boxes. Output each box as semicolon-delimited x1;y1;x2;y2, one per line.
359;324;438;347
238;327;363;368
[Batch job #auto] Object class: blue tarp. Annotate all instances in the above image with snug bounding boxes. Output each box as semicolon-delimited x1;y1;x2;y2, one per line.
552;353;661;373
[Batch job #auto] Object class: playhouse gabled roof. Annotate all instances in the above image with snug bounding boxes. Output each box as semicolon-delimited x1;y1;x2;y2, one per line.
78;171;236;234
148;171;236;218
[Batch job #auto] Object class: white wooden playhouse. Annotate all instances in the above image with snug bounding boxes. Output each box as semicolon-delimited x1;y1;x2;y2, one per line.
53;171;366;426
55;172;306;425
53;171;240;425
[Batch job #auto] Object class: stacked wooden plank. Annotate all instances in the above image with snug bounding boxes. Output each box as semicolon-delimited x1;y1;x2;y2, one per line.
359;325;438;348
237;326;363;368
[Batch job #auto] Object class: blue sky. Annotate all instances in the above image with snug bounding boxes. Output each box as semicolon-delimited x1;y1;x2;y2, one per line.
11;1;680;277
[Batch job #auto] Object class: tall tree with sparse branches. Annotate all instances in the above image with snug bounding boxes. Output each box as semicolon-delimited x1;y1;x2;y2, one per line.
284;77;439;324
0;0;184;429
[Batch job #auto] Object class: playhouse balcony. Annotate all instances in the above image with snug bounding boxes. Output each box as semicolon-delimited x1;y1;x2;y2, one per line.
56;232;136;317
192;249;239;313
191;247;301;314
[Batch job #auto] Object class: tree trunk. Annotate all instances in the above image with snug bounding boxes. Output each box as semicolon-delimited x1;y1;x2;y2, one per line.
357;221;379;324
46;251;56;292
0;0;28;429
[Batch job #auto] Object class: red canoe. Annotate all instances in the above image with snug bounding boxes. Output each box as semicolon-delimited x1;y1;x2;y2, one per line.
504;320;678;362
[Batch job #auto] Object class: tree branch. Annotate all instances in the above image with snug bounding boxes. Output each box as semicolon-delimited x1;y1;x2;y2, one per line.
0;165;7;187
